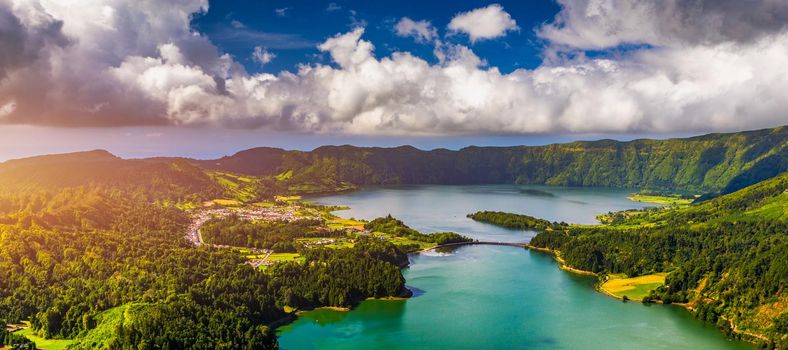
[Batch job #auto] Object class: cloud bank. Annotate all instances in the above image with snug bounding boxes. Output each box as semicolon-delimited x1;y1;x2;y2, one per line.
539;0;788;49
0;0;786;134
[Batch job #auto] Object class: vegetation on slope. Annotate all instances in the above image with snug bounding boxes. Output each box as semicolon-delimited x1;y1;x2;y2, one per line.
365;215;473;247
0;151;224;200
0;156;412;349
200;215;330;252
200;126;787;194
600;273;668;301
467;211;568;231
1;326;36;349
0;127;785;348
525;173;788;347
626;190;696;205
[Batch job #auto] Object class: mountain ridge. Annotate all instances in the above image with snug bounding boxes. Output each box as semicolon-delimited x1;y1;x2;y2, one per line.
2;126;785;196
197;125;787;194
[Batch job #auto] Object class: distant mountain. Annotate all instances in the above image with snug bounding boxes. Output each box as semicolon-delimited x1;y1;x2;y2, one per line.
0;150;223;198
2;126;785;197
197;147;287;177
198;126;787;194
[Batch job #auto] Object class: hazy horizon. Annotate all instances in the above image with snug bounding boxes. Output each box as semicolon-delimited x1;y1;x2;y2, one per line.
0;124;740;162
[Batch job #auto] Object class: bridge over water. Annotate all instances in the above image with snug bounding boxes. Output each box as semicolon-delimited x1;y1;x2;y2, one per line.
419;241;529;252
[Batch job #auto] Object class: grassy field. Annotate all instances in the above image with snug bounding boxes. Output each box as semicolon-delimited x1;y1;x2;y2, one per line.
209;171;259;202
175;201;199;210
297;237;356;249
70;304;129;348
741;192;788;221
288;182;356;194
16;323;74;350
371;232;436;250
267;253;304;263
274;195;302;203
325;241;355;249
206;198;243;207
275;170;293;181
600;273;667;301
627;194;694;206
326;217;366;230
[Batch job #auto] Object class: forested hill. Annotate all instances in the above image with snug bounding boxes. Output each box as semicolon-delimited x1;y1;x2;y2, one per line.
528;172;788;346
198;125;787;194
0;150;223;199
2;126;784;197
0;152;413;348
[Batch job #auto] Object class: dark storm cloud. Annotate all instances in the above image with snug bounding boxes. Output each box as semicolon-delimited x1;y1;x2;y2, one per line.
540;0;788;49
675;0;788;43
0;1;68;80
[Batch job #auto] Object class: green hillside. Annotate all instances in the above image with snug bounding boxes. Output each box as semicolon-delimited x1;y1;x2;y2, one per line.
0;127;785;348
0;150;224;200
198;126;787;194
0;153;411;349
525;173;788;346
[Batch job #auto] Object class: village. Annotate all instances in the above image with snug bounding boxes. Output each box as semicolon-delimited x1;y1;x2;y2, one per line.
184;202;370;270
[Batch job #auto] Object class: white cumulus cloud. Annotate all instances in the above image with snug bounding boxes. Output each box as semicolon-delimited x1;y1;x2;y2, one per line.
448;4;518;43
394;17;437;43
252;47;276;65
0;0;786;136
0;101;16;118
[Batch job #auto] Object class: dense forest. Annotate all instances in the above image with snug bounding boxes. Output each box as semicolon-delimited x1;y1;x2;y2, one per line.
1;327;35;350
510;173;788;347
199;126;787;195
0;126;785;348
0;150;224;200
0;157;412;349
365;215;473;246
467;211;568;231
2;126;784;199
200;215;332;252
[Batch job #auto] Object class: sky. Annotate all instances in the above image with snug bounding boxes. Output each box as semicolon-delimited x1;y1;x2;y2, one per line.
0;0;787;160
189;0;561;74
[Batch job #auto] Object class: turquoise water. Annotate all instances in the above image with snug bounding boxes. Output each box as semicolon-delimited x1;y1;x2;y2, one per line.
278;185;753;349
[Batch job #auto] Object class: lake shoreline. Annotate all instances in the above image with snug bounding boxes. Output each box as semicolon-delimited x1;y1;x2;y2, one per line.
524;245;597;276
271;292;412;331
527;244;696;304
284;185;761;349
525;244;766;347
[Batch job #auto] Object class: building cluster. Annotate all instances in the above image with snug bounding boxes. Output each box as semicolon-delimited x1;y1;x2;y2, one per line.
184;206;321;246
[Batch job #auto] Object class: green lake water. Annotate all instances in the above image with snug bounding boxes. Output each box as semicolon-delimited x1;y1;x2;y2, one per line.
278;185;754;349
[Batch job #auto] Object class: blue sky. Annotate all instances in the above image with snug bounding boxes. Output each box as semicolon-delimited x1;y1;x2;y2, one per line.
192;1;561;74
